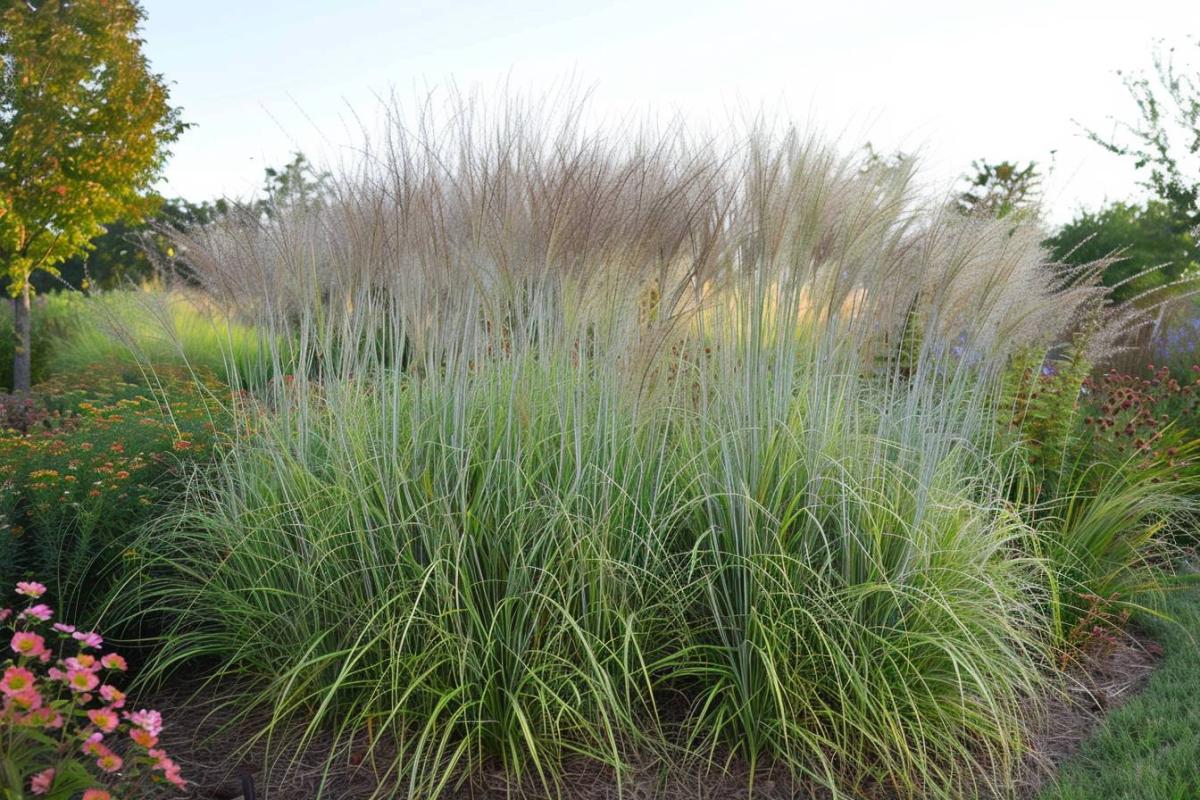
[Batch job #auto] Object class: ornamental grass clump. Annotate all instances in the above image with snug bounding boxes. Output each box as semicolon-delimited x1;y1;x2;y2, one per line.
123;96;1158;798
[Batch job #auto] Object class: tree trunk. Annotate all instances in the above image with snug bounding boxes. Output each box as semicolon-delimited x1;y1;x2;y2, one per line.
12;283;32;394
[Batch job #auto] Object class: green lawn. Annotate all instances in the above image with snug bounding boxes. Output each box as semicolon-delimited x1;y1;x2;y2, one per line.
1039;582;1200;800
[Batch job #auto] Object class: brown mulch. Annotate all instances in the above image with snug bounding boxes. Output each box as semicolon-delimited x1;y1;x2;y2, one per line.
1011;627;1163;799
147;694;822;800
143;631;1164;800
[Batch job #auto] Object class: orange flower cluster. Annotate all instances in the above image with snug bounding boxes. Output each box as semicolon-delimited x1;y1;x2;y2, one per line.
0;367;228;609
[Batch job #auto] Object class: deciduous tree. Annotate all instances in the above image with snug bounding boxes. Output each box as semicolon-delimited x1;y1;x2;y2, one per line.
1047;200;1198;304
1085;38;1200;235
0;0;183;392
957;159;1041;220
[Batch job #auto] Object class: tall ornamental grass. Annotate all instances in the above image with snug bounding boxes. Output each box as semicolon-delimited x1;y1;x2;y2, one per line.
44;288;277;389
123;100;1148;798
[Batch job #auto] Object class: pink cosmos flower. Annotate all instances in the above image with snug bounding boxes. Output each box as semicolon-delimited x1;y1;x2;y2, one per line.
95;751;123;773
52;622;76;634
66;668;99;693
99;684;126;708
72;630;103;649
127;708;163;737
7;686;43;711
66;654;99;672
164;765;188;790
46;666;66;682
82;731;105;756
148;748;187;786
15;581;47;598
82;791;113;800
19;604;52;622
130;726;158;748
29;768;54;795
0;608;10;622
0;666;35;697
10;631;48;659
88;707;120;733
100;652;127;671
23;706;63;729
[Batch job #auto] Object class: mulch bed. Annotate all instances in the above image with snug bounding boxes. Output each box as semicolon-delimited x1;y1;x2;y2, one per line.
1012;627;1163;799
144;629;1164;800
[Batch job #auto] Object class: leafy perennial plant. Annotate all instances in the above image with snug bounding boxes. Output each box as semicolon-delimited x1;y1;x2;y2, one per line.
1;580;185;799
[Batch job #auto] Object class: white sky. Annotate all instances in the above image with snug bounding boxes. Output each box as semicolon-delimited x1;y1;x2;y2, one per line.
141;0;1198;223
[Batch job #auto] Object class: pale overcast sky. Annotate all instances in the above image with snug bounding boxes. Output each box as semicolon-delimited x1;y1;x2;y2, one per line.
141;0;1196;223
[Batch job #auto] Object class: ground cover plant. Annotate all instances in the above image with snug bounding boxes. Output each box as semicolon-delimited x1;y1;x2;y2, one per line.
90;97;1200;800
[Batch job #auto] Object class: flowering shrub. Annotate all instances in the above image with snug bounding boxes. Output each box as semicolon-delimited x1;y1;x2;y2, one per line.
999;351;1200;653
0;366;226;618
1;580;186;798
1001;352;1200;498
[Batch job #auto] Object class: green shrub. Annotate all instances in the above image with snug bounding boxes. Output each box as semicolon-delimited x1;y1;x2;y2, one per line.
997;341;1094;504
1032;455;1197;652
1000;348;1200;653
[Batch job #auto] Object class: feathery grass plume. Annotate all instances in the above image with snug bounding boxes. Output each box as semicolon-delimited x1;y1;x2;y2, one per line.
120;91;1143;799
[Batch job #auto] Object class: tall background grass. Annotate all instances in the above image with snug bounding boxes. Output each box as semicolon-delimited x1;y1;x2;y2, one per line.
105;99;1190;799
